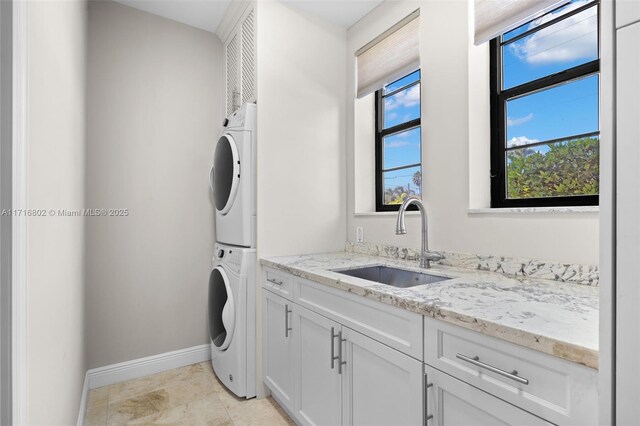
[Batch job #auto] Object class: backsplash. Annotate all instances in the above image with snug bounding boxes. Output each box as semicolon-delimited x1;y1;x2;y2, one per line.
345;241;599;286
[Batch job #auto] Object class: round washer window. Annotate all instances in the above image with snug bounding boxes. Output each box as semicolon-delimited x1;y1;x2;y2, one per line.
208;267;235;350
213;135;240;214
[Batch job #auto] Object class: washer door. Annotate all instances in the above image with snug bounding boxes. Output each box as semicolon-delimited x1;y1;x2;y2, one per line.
208;266;235;350
211;134;240;215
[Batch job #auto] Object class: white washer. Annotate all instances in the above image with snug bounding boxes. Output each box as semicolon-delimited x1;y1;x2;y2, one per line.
208;242;256;398
210;103;256;248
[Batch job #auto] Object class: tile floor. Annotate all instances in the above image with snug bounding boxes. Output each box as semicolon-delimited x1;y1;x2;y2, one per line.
84;362;294;425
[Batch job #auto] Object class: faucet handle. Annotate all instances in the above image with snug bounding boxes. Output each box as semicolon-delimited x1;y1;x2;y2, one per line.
423;251;444;262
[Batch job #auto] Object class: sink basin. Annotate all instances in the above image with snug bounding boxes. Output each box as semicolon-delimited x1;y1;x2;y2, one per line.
333;265;450;288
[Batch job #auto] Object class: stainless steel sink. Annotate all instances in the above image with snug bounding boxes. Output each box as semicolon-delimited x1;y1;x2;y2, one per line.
333;265;450;288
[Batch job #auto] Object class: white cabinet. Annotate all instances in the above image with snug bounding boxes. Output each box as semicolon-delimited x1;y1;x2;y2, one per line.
262;269;596;426
617;0;640;29
295;276;423;359
290;303;422;426
262;289;294;411
616;20;640;425
224;4;256;116
264;267;294;300
424;317;598;425
293;305;342;426
264;276;425;426
424;365;552;426
341;327;423;426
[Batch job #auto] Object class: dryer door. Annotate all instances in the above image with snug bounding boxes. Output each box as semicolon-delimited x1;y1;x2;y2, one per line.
208;266;235;350
211;134;240;215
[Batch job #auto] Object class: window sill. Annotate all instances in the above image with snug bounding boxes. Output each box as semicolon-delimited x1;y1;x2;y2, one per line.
467;206;599;214
353;211;422;217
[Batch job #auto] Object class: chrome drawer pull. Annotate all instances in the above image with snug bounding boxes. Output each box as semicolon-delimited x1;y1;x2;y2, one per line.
267;278;283;286
338;330;346;374
424;375;433;423
456;353;529;385
284;304;292;338
330;327;339;369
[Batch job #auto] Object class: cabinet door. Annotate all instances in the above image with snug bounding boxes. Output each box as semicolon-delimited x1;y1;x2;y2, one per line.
424;365;552;426
293;305;342;426
225;30;240;116
342;327;422;426
223;3;255;117
263;290;294;411
616;21;640;425
240;5;256;104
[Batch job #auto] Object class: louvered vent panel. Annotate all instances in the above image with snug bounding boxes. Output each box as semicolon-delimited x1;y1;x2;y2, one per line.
226;34;239;116
241;9;255;104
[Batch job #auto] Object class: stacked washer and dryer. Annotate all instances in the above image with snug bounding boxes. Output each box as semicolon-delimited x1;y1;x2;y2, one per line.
208;103;257;398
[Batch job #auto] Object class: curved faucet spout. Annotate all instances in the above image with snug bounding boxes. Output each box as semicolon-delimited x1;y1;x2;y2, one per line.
396;196;423;235
395;196;438;269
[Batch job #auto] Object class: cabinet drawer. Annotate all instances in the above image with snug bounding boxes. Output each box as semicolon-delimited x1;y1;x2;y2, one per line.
424;317;598;426
262;268;293;300
425;365;552;426
295;277;422;360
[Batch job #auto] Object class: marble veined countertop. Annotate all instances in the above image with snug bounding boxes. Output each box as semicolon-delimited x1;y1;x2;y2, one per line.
260;251;599;369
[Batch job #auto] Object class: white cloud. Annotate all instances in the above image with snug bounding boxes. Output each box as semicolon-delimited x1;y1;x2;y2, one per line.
509;1;597;65
508;136;539;147
507;113;534;126
386;85;420;110
385;140;412;148
392;128;421;139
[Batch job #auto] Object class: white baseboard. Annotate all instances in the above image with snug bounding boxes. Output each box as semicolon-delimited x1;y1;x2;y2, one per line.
76;371;89;426
87;344;211;390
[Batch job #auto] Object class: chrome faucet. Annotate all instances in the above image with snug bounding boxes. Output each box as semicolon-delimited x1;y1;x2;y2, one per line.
395;196;443;269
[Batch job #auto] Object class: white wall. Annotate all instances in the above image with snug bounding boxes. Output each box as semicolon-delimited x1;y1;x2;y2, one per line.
347;0;599;265
255;0;347;394
26;1;87;423
256;0;347;258
85;0;223;368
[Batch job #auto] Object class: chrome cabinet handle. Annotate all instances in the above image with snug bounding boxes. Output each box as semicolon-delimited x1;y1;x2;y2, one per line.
424;375;433;423
284;304;292;338
456;353;529;385
267;278;283;286
330;327;339;369
338;330;346;374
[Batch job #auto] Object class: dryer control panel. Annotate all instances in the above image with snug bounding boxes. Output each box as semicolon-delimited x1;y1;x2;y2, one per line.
214;243;243;275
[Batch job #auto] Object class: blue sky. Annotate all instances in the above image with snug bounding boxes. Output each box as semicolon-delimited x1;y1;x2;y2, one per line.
381;0;599;199
503;0;598;149
381;71;422;196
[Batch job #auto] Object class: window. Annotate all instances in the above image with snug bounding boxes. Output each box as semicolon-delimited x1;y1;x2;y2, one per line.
490;0;599;208
375;70;422;211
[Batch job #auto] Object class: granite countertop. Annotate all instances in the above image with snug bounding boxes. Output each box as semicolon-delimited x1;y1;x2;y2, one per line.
260;251;599;369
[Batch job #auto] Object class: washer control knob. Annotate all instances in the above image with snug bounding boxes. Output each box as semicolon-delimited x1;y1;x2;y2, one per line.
217;249;225;258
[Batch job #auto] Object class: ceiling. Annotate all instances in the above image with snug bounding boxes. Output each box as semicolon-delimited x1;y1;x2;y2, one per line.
113;0;384;34
281;0;384;28
113;0;232;33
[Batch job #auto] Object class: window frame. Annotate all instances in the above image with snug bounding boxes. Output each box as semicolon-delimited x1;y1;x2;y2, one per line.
489;0;600;208
375;72;422;212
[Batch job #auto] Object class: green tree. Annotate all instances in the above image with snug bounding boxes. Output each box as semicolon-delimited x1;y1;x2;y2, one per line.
507;137;599;199
384;185;417;205
412;171;422;191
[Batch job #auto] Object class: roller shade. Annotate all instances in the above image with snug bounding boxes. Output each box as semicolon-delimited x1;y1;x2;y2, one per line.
474;0;569;45
356;11;420;98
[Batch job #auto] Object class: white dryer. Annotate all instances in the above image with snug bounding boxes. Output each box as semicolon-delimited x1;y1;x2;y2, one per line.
210;103;256;248
208;242;256;398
